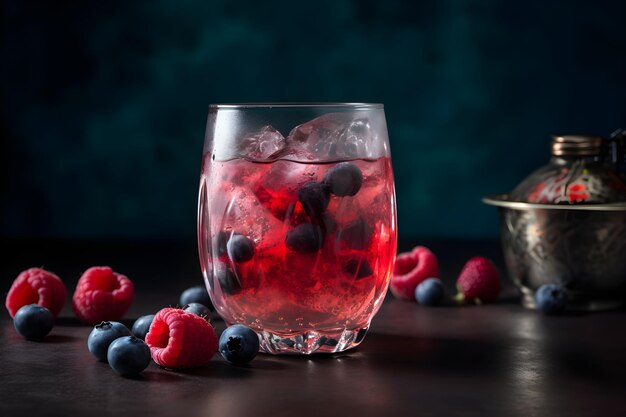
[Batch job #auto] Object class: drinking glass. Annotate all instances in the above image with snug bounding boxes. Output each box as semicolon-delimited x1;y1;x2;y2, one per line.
198;103;397;354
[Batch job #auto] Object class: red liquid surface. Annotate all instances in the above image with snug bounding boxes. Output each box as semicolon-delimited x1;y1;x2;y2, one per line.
198;156;397;334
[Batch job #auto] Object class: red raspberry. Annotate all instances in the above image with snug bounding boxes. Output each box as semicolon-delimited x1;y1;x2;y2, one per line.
390;246;439;300
455;257;501;304
145;308;218;369
5;268;67;318
72;266;134;325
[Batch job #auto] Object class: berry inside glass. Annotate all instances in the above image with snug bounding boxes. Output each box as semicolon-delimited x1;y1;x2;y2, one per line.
198;104;397;354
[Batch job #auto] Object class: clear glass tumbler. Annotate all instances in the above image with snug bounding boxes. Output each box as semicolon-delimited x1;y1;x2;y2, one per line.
198;103;397;354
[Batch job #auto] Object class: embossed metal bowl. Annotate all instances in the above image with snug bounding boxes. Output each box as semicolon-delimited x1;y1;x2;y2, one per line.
483;194;626;311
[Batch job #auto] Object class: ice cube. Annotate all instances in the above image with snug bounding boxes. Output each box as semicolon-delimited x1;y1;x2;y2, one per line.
340;118;373;157
253;160;321;220
264;160;319;193
213;181;284;250
240;125;286;161
286;113;375;160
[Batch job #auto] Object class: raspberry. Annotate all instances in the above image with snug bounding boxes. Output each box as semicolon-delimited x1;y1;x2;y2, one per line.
455;257;501;304
145;308;218;369
5;268;67;319
72;266;134;325
390;246;439;300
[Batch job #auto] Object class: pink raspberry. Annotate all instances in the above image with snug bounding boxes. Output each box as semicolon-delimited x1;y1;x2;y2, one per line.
72;266;134;325
390;246;439;300
5;267;67;318
145;308;218;369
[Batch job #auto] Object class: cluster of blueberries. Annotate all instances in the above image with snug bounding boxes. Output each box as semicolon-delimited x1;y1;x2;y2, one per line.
211;162;367;294
287;162;363;253
13;286;261;378
178;287;260;366
88;321;150;376
87;286;259;377
10;303;151;376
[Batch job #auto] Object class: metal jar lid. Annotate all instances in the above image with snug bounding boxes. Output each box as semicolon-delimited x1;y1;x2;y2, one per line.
551;135;603;156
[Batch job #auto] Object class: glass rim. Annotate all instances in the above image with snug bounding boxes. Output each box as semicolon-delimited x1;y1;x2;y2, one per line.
209;102;384;110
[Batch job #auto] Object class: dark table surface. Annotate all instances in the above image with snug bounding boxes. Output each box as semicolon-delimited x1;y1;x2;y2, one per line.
1;239;625;417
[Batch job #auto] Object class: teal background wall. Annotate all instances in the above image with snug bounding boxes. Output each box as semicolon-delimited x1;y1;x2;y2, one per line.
2;0;625;240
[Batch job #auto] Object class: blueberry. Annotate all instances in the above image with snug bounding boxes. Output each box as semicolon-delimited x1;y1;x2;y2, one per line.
183;303;212;321
215;264;242;295
179;286;213;310
343;258;374;279
415;278;445;306
87;321;132;362
323;162;363;197
13;304;54;341
131;314;155;340
337;218;373;250
298;182;330;222
535;284;567;315
219;324;259;365
285;223;324;253
227;234;255;263
107;336;151;377
213;230;231;257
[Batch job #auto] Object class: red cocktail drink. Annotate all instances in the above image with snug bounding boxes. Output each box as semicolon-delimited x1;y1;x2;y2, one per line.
199;104;396;354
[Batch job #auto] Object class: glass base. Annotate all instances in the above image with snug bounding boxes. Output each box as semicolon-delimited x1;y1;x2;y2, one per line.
257;326;369;355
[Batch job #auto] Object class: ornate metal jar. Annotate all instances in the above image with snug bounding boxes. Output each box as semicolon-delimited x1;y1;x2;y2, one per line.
484;133;626;310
